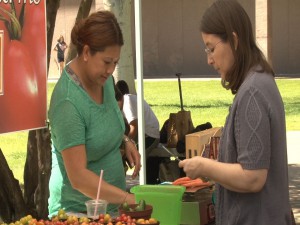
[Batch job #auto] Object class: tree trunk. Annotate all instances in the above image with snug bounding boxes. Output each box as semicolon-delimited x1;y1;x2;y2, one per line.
103;0;136;94
22;0;61;220
65;0;93;64
23;131;39;217
0;149;28;223
34;128;52;219
24;128;52;220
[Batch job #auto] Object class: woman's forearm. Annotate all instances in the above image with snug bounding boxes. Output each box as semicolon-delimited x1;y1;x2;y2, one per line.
181;157;267;193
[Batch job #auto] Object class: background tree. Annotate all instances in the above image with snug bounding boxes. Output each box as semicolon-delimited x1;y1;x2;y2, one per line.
65;0;93;64
103;0;136;94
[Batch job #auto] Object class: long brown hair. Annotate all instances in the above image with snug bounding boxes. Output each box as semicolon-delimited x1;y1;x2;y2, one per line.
71;10;124;55
200;0;274;94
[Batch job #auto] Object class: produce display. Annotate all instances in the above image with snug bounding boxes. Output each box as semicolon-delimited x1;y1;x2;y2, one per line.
0;209;159;225
121;200;145;212
172;176;211;188
118;200;154;221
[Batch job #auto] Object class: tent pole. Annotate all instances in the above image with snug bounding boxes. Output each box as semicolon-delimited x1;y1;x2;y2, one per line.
134;0;146;185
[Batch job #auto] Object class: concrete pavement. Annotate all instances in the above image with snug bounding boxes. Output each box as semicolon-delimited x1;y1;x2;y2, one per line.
287;131;300;225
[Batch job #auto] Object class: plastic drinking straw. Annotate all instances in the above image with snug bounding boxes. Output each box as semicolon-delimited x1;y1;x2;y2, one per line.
93;169;104;218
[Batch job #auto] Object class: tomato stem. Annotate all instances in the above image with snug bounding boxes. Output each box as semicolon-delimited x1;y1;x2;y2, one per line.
0;6;22;40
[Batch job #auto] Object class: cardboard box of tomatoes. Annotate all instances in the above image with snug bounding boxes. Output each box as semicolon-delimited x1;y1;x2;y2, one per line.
181;186;215;225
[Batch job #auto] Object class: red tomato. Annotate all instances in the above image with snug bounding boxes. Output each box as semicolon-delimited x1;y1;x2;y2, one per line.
0;40;41;133
21;0;47;123
122;216;128;222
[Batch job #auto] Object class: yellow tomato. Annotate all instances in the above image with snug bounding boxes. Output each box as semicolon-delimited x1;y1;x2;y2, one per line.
149;218;158;224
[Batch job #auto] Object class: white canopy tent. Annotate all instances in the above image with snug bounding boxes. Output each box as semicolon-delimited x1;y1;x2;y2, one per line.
134;0;146;185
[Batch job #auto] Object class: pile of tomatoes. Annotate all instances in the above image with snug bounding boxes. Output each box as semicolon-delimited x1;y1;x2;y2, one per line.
0;213;158;225
98;213;136;225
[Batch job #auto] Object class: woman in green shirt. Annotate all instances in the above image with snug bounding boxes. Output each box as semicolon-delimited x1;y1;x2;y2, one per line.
48;11;141;217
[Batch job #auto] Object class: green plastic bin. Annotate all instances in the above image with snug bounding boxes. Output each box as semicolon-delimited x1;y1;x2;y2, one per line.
130;185;185;225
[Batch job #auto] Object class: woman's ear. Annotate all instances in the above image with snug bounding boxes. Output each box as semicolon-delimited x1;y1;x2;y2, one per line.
82;45;90;62
232;32;239;50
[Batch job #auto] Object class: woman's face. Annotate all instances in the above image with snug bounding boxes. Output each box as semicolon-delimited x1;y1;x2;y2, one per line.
84;45;121;86
201;33;235;80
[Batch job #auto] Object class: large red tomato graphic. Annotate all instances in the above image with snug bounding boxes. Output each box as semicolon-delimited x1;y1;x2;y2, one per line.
21;2;47;127
0;41;41;132
0;1;47;134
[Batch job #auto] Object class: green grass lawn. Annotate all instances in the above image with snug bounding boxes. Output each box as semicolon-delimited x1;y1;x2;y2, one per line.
144;79;300;130
0;78;299;185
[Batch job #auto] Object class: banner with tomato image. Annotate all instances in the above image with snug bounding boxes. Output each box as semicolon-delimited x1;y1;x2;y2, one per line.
0;30;3;95
0;0;47;134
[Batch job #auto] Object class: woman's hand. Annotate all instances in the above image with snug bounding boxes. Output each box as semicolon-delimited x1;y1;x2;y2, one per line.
179;156;268;193
124;139;141;179
179;156;204;179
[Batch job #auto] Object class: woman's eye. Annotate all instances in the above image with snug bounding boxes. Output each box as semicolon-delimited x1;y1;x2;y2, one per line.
103;59;118;65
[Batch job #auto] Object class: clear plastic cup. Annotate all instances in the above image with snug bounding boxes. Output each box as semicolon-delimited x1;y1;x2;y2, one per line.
85;199;107;220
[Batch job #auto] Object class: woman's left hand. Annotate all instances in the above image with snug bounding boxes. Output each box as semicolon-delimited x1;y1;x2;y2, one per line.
124;140;141;179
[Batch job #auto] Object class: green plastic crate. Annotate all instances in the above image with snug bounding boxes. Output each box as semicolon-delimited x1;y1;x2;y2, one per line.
130;185;185;225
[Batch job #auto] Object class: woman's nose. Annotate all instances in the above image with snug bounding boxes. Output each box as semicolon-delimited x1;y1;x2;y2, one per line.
107;64;116;74
207;55;214;65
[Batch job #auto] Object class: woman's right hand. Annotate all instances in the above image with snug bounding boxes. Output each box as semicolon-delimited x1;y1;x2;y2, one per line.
125;193;136;204
124;139;141;179
179;157;203;179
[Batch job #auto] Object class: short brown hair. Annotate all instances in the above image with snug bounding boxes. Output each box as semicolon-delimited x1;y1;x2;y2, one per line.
71;10;124;55
200;0;274;94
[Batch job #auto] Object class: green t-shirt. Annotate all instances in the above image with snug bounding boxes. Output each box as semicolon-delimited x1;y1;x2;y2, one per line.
48;67;125;217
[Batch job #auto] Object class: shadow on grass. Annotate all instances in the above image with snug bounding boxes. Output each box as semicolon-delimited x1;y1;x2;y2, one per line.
289;164;300;225
149;102;232;109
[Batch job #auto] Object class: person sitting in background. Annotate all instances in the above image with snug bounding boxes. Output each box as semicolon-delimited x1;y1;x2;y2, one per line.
116;80;162;184
116;80;160;150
